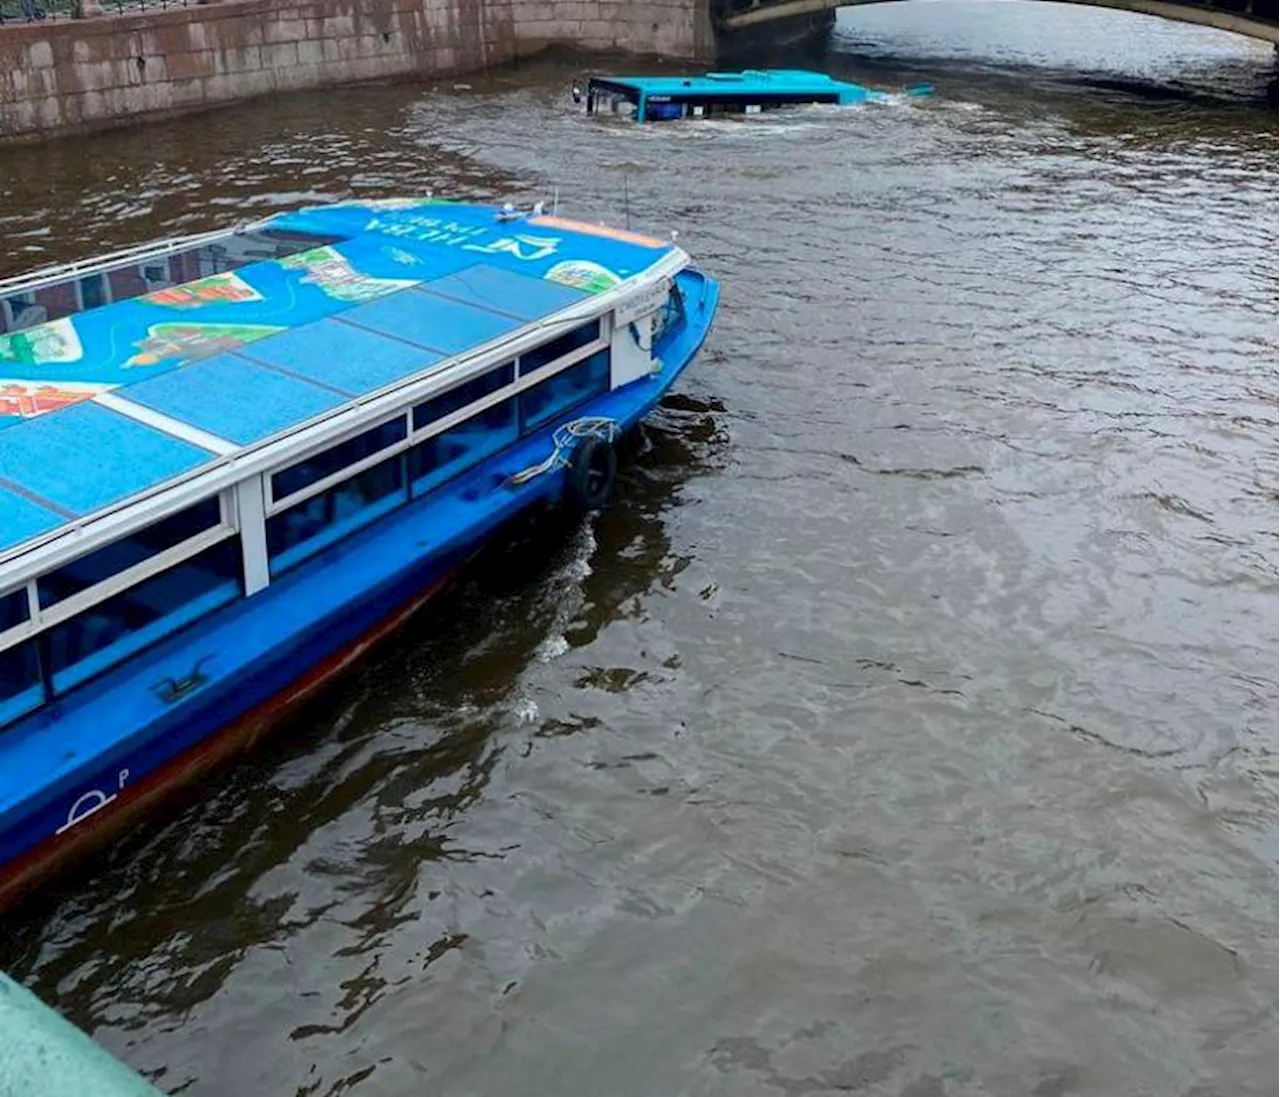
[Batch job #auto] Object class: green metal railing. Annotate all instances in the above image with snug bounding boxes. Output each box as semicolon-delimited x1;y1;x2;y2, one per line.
0;971;165;1096
0;0;193;22
0;0;79;21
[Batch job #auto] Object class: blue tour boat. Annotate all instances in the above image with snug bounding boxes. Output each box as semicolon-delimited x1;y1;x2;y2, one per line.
0;197;719;907
581;68;914;123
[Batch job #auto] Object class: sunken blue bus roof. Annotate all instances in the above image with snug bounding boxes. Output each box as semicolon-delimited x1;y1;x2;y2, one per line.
587;69;878;106
0;199;681;560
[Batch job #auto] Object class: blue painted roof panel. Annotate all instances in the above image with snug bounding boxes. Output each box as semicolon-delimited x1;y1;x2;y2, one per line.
349;288;523;356
241;315;445;396
0;402;214;520
0;487;65;553
425;263;589;321
124;353;348;445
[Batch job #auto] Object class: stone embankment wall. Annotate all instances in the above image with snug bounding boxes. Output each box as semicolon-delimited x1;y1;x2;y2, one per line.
0;0;712;141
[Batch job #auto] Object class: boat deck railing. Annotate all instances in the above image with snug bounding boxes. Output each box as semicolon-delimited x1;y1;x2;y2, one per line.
0;224;254;298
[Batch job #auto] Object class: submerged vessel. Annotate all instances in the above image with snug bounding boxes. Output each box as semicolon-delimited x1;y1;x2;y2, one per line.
0;197;719;908
580;68;929;123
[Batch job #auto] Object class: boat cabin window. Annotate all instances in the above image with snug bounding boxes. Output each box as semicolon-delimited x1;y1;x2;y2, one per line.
521;349;611;432
0;292;41;335
0;587;29;634
0;490;243;728
272;417;408;504
46;538;243;693
267;454;408;575
412;363;515;431
586;82;639;117
37;497;226;610
79;273;110;310
409;397;519;497
519;320;601;376
0;641;42;727
264;331;614;573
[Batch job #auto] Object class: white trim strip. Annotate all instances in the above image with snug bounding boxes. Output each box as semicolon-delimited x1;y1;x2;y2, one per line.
29;524;238;634
94;392;240;457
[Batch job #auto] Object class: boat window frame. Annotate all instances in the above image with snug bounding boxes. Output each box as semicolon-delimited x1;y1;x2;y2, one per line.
265;450;410;576
519;347;613;435
0;583;37;652
263;316;613;518
265;410;413;516
0;636;45;729
43;535;246;697
267;414;411;512
412;362;516;433
516;320;602;378
406;392;521;500
511;325;609;388
0;491;237;651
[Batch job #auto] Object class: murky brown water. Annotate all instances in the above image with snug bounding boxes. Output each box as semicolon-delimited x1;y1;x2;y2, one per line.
1;6;1276;1096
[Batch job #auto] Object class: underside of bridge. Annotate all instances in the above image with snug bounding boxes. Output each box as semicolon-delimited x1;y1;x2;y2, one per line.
715;0;1279;44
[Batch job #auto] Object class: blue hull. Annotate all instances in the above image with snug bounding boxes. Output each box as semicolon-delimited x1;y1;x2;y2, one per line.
0;269;719;906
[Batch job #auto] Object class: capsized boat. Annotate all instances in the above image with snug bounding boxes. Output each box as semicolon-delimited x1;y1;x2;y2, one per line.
579;68;932;122
0;197;719;908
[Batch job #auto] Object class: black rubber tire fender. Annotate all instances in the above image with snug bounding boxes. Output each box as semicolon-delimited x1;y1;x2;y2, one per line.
565;436;617;511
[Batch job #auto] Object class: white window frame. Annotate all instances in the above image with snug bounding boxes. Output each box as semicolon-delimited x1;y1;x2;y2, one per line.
510;333;610;391
0;491;237;653
140;256;174;290
264;325;613;519
515;318;607;379
265;410;413;515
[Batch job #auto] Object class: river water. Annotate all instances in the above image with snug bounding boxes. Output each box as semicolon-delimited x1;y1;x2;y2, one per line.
0;5;1276;1096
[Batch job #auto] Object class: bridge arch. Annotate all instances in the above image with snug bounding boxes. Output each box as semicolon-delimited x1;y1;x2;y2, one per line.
717;0;1279;44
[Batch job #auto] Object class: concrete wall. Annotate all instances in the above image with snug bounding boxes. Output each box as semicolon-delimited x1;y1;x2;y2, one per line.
0;0;713;141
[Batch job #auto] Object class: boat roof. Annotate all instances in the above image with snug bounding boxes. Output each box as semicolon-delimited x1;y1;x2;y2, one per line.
588;69;871;100
0;199;679;561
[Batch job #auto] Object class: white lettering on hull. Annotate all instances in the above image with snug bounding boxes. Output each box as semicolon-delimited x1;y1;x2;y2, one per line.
55;769;129;835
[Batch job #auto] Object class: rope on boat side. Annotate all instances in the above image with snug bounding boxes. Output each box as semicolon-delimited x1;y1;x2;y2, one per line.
508;417;619;486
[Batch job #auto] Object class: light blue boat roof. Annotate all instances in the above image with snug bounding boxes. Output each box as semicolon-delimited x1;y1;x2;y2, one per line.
0;199;677;556
589;68;876;104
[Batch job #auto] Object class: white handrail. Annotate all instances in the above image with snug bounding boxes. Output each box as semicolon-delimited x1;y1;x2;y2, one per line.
0;220;266;299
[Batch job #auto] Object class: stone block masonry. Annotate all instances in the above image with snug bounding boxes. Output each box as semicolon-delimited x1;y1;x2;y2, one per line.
0;0;713;141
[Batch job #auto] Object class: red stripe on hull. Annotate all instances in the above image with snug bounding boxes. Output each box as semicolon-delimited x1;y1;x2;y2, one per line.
0;572;454;914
